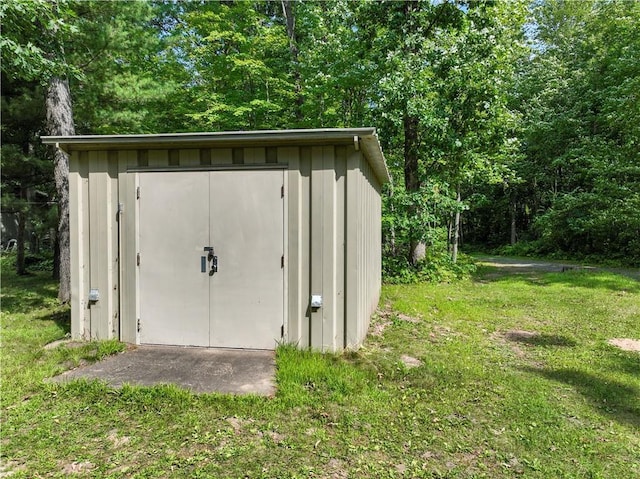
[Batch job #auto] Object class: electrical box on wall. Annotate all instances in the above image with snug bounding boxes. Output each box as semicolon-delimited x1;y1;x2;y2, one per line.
310;294;322;309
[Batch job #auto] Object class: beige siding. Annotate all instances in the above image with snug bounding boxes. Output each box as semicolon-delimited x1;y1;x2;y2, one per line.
343;147;382;348
87;151;119;339
334;147;347;347
148;150;168;167
284;146;309;348
344;148;361;347
68;152;90;339
245;147;266;164
211;148;232;165
284;144;379;351
179;149;200;167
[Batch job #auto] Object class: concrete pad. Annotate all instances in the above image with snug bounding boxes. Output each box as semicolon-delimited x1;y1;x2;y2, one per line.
50;346;276;395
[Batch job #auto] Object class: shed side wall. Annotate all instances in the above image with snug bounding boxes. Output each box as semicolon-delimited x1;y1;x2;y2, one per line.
344;149;382;348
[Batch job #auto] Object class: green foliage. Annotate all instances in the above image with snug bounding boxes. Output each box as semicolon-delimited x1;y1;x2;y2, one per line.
384;249;477;284
3;0;639;273
382;178;478;282
467;0;640;264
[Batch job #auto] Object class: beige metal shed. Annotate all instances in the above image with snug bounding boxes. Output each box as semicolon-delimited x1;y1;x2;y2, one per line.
42;128;389;352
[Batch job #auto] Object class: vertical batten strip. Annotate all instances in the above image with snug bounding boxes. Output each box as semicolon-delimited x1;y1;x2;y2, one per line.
335;146;347;349
69;152;86;339
266;147;278;164
87;151;112;339
200;148;212;166
117;150;138;342
245;147;266;164
232;148;244;165
284;147;303;346
79;153;91;339
309;146;324;349
108;151;120;339
138;150;148;167
321;146;337;351
344;148;360;347
169;149;180;166
299;147;311;348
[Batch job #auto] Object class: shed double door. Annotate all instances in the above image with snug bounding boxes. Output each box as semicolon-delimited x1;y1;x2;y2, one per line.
138;170;284;349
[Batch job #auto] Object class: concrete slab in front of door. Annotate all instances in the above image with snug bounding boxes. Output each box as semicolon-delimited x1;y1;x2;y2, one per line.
50;346;276;396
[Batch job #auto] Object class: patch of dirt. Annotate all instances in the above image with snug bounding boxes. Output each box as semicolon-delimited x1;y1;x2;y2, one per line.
107;430;130;448
608;338;640;352
400;355;422;368
264;431;285;444
371;304;421;336
326;458;348;479
226;416;252;434
491;330;537;362
59;461;94;474
0;460;26;478
44;338;81;350
397;313;420;323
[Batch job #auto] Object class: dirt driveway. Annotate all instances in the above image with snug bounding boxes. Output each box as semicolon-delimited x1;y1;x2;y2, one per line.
475;255;640;281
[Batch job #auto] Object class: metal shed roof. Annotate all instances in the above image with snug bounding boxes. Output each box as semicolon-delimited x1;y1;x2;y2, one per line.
41;128;390;184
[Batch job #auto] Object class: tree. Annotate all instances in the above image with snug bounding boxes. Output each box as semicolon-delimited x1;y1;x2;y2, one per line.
2;0;175;299
1;0;75;292
504;0;640;262
362;1;526;265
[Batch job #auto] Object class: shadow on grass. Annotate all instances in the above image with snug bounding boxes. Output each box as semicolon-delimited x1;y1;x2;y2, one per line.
39;308;71;336
600;345;640;378
1;272;58;314
504;330;577;347
521;365;640;429
473;266;640;293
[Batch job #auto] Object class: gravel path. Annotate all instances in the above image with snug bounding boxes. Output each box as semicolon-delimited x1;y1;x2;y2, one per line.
475;255;640;281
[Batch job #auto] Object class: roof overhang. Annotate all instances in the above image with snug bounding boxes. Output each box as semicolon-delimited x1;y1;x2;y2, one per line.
41;128;390;184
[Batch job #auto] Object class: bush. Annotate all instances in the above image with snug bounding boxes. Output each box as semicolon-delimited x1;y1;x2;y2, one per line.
0;252;54;273
383;250;476;284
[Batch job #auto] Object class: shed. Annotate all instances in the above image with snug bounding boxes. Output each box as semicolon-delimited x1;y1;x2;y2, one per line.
42;128;389;352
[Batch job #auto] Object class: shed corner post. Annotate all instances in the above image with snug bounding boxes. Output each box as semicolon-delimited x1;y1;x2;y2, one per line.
68;150;90;340
344;146;362;349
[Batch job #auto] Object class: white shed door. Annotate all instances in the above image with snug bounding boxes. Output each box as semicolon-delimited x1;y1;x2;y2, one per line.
139;170;284;349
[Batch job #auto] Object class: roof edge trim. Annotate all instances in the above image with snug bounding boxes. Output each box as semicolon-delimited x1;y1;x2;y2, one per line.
41;128;390;184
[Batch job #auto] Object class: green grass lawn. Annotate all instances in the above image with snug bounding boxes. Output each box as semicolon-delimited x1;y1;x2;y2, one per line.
1;258;639;478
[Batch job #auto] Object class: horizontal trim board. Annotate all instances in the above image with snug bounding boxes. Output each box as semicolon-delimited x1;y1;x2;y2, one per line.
43;128;374;150
42;128;390;184
128;164;288;173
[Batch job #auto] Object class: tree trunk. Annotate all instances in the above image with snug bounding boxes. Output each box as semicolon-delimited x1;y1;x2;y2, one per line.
510;197;517;245
452;187;461;264
387;185;397;256
16;208;27;276
46;76;75;304
281;0;303;122
404;112;425;265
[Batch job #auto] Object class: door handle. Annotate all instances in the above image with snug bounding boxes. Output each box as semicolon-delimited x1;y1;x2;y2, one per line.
204;246;218;275
211;254;218;275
